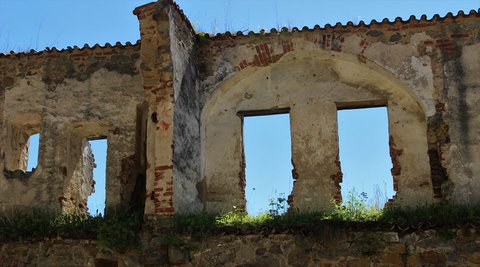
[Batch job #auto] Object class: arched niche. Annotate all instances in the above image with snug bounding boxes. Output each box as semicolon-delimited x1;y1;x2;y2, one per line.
201;50;432;213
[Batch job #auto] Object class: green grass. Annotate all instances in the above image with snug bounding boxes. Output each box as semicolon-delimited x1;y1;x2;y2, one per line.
0;210;142;252
172;202;480;238
380;203;480;226
2;201;480;249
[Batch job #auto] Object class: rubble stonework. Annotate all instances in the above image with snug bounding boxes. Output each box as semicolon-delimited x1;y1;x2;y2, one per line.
0;0;479;217
2;229;480;266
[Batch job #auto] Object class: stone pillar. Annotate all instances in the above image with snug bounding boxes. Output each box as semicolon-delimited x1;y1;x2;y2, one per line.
135;2;176;216
203;114;245;213
289;100;341;212
39;118;65;211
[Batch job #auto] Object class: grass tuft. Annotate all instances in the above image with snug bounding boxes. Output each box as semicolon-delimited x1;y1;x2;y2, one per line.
0;209;142;252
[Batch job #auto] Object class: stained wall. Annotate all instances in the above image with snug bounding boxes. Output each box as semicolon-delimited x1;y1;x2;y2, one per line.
0;43;145;213
0;0;479;216
194;11;480;213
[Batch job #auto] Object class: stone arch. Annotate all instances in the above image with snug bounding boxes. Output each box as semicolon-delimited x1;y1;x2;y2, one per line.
201;50;432;213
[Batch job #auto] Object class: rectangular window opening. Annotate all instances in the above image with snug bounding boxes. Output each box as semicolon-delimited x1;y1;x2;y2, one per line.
337;106;395;209
243;112;293;216
87;138;107;216
26;133;40;172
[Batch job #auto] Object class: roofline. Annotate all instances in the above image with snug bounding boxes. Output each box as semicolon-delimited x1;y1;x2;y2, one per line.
0;40;140;59
200;8;480;40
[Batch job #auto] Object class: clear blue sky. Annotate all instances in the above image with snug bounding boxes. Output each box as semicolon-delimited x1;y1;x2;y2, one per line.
87;140;107;215
6;0;479;215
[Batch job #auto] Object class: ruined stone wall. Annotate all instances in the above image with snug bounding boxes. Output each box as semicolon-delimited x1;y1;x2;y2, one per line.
134;0;202;216
0;43;145;213
1;1;480;266
195;12;480;213
0;239;139;267
66;142;95;213
135;1;177;217
0;0;478;218
2;229;480;266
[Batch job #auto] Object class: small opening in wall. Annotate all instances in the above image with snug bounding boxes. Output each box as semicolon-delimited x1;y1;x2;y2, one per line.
243;112;293;216
26;133;40;172
337;106;395;208
87;139;107;216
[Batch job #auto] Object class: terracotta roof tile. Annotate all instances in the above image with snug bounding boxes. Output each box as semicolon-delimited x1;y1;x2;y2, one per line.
201;8;480;40
0;40;140;58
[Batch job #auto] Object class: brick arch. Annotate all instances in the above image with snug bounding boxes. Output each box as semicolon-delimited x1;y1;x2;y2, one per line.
201;50;432;213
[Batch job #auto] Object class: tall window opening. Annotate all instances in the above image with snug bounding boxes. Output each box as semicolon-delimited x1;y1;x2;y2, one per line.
243;112;293;215
337;106;395;208
87;139;107;216
26;133;40;172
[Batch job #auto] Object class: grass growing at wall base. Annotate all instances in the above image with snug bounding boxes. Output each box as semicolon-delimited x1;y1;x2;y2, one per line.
172;203;480;238
2;203;480;252
0;210;142;253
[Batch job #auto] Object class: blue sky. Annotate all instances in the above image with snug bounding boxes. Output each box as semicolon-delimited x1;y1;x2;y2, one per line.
6;0;479;215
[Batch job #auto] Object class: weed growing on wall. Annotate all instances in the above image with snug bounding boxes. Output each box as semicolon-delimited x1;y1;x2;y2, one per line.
268;193;287;216
327;190;383;222
3;202;480;247
173;201;480;237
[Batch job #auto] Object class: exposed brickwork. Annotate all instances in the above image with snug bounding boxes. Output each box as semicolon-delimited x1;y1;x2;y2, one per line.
238;142;246;210
136;3;174;215
198;8;480;211
331;154;343;203
389;136;403;192
287;160;299;211
235;40;294;71
427;102;451;199
0;0;479;217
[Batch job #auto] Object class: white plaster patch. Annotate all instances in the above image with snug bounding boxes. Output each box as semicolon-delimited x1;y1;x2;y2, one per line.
462;43;480;87
407;56;436;116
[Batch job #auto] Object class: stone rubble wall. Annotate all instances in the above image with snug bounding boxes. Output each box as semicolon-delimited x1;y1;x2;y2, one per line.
1;229;480;266
181;230;480;267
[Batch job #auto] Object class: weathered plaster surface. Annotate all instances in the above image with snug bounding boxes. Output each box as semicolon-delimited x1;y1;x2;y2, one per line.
0;44;145;213
0;1;479;266
169;6;203;214
201;51;431;212
0;0;479;215
195;11;480;212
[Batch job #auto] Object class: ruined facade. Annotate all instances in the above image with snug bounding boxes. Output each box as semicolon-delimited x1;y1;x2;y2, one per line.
0;1;479;217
